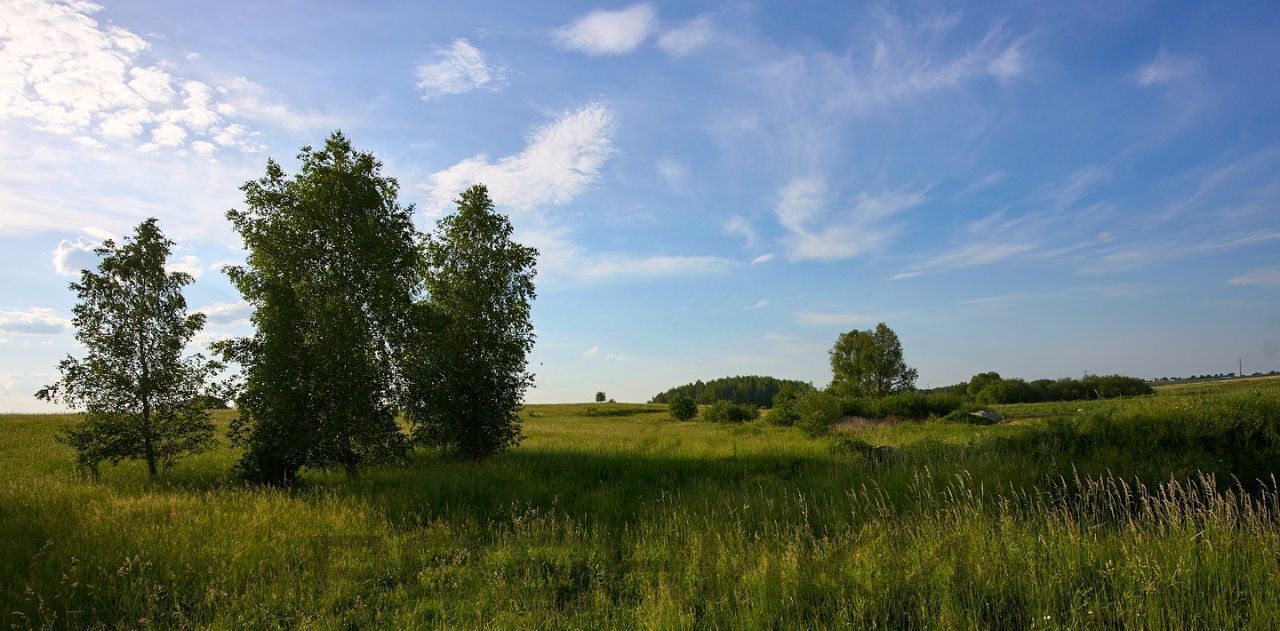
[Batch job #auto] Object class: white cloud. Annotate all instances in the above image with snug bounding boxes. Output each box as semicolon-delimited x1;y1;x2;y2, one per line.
604;353;631;361
658;15;713;58
424;102;615;214
196;300;252;325
52;235;101;276
552;4;657;56
1137;49;1200;87
165;254;204;278
750;253;776;266
890;242;1037;280
656;154;687;188
743;299;770;311
0;1;281;153
0;308;71;335
793;311;888;327
415;39;503;101
722;215;757;248
1229;267;1280;287
775;175;928;261
582;345;599;357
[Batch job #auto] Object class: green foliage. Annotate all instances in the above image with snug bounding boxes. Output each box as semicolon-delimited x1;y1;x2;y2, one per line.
765;381;816;426
595;391;606;403
971;374;1154;404
36;218;218;479
966;371;1002;397
841;390;966;419
581;405;654;417
829;322;918;398
794;389;843;436
701;400;760;423
668;395;697;421
405;184;537;459
651;375;809;407
219;132;414;483
975;378;1046;405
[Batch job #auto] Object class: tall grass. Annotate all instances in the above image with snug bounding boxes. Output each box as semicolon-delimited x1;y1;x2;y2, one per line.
2;379;1279;629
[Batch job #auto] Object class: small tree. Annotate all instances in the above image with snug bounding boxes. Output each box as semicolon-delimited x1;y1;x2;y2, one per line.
966;372;1002;398
595;391;607;403
829;323;918;398
37;218;219;479
668;395;697;421
220;132;415;483
406;184;537;459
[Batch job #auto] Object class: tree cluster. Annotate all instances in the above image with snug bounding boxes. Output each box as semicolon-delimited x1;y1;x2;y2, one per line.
41;132;537;483
650;375;810;407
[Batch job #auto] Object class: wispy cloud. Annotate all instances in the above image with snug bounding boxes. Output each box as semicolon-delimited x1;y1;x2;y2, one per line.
1083;230;1280;274
775;175;928;261
658;15;714;58
415;39;504;101
750;253;776;266
552;4;657;56
1136;48;1200;87
0;308;71;336
655;154;688;189
196;300;252;325
1229;267;1280;287
722;215;757;249
581;345;599;357
743;299;769;311
423;102;615;214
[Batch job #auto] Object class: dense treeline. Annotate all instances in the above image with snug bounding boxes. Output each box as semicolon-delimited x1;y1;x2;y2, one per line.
650;375;811;407
928;373;1154;404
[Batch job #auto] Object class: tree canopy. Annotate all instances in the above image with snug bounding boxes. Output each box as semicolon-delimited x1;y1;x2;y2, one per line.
37;218;219;479
404;184;537;459
828;323;918;398
218;131;416;483
650;375;810;407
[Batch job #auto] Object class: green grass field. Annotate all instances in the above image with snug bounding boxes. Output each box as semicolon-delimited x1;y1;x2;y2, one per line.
3;378;1280;629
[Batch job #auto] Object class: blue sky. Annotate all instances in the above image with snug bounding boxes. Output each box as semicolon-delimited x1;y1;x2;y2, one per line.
1;0;1279;410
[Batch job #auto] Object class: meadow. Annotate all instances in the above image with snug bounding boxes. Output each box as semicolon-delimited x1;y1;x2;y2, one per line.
3;378;1280;629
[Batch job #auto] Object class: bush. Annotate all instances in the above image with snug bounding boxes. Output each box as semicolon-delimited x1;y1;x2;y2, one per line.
701;401;760;423
975;379;1047;405
836;390;964;420
766;382;816;426
668;396;697;421
795;391;843;437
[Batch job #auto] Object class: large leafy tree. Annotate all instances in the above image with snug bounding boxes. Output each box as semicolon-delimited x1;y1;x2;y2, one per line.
37;218;219;479
406;184;537;459
219;131;416;483
828;322;918;398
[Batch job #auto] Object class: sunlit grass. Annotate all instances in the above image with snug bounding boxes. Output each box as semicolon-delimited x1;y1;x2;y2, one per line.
3;377;1280;628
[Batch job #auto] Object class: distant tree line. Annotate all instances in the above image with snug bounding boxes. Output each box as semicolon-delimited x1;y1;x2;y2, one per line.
651;375;811;407
39;132;537;482
926;373;1153;405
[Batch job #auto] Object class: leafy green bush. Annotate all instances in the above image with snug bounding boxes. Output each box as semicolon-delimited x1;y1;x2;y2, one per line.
795;391;843;436
701;401;761;423
766;382;817;426
837;390;964;419
668;396;697;421
975;379;1047;404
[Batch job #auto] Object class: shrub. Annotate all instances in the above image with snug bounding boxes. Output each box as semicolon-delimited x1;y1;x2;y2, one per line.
766;382;816;426
836;390;964;420
701;401;760;424
795;391;843;437
668;396;697;421
976;379;1047;404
